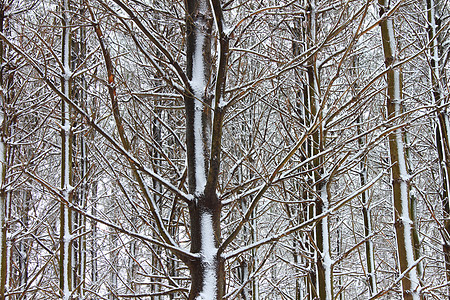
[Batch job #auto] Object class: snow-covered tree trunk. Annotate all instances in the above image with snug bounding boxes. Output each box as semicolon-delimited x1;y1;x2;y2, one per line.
127;221;138;293
378;1;422;299
358;116;377;296
184;0;228;298
108;195;118;300
354;54;377;296
292;10;314;300
426;0;450;290
302;1;333;299
60;0;73;298
151;105;162;298
18;187;30;295
72;4;87;296
0;3;8;297
90;180;98;290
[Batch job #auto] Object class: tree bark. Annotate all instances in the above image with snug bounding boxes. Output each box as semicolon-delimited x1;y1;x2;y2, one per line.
426;0;450;292
379;1;422;299
60;0;73;298
0;3;8;298
303;1;333;299
184;0;228;298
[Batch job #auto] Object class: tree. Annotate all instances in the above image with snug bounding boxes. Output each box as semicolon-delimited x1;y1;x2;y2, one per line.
2;0;450;299
59;0;74;298
427;0;450;293
378;0;422;298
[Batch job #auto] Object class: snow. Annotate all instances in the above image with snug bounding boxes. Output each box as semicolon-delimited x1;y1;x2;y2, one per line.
63;65;72;81
366;204;377;294
196;211;218;300
386;17;420;297
397;152;420;299
223;25;232;37
63;205;70;300
61;124;70;132
320;184;333;300
429;0;440;100
190;27;207;194
386;19;396;55
62;2;72;298
218;97;228;109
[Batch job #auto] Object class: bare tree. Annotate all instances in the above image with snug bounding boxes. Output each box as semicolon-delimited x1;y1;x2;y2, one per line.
378;0;422;298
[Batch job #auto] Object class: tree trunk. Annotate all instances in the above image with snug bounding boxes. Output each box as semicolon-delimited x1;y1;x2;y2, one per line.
184;0;226;298
73;3;87;296
378;1;422;298
426;0;450;293
90;180;98;291
292;9;315;300
0;3;8;298
303;1;333;299
60;0;73;298
355;55;377;295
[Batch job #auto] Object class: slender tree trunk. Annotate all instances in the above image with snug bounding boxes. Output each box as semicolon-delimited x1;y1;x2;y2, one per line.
127;222;138;293
108;196;118;300
292;10;314;300
0;2;15;298
378;1;422;298
0;3;8;298
71;3;87;297
426;0;450;292
354;55;377;296
151;104;162;298
303;1;333;299
358;127;377;296
60;0;73;298
18;187;30;297
90;180;98;291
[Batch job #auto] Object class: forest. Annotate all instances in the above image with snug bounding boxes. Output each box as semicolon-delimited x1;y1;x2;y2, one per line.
0;0;449;299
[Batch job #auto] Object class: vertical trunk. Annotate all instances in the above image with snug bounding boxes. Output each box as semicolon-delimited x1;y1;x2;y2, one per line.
90;180;98;290
151;105;162;298
184;0;226;298
426;0;450;291
18;188;30;296
60;0;73;298
304;1;333;299
236;106;258;300
251;207;259;300
355;56;377;295
378;1;422;299
108;196;118;300
315;183;332;300
0;3;8;298
359;146;377;296
293;10;313;300
127;228;138;293
73;3;87;296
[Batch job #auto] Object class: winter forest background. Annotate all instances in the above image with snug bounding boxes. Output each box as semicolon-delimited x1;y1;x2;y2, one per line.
0;0;449;299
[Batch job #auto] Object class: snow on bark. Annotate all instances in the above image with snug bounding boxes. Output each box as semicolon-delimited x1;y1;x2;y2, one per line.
0;141;5;296
61;0;72;298
394;109;420;299
378;2;422;296
429;0;440;84
393;48;420;300
190;27;207;194
386;19;396;57
320;184;333;300
197;211;218;300
63;204;71;300
367;206;377;294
